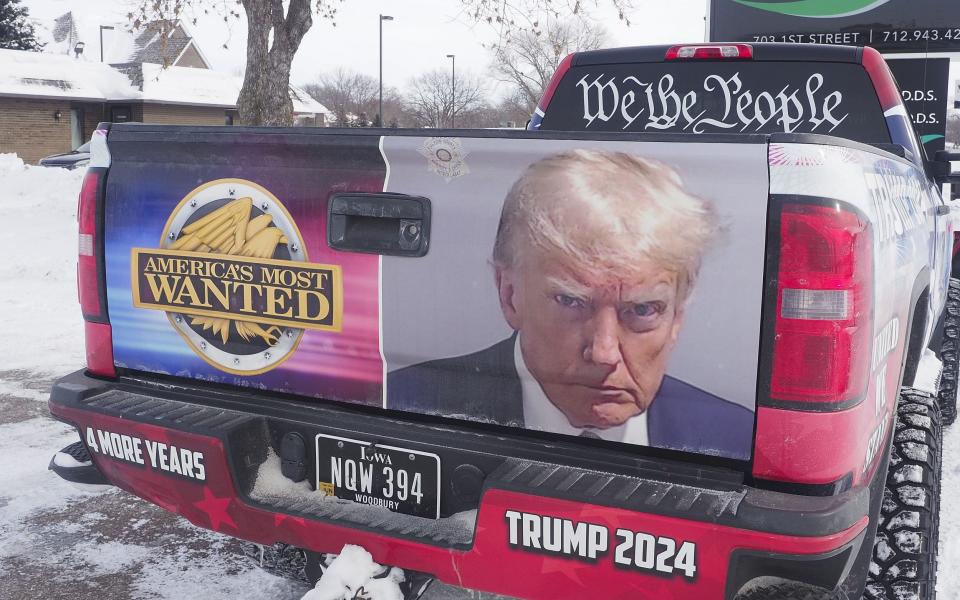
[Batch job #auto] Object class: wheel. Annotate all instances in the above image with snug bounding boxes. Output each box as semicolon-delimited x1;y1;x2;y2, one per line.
863;389;943;600
734;581;844;599
241;541;309;584
938;279;960;426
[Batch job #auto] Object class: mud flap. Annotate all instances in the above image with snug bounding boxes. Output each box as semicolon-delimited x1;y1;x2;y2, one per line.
48;439;111;489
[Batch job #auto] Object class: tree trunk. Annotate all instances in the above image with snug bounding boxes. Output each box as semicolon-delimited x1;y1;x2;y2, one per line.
237;0;312;126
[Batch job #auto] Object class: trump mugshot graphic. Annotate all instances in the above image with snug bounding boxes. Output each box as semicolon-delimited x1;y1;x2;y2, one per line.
385;149;754;459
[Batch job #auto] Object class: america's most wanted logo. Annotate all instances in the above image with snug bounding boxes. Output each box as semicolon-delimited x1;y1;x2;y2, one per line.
731;0;890;18
131;179;342;374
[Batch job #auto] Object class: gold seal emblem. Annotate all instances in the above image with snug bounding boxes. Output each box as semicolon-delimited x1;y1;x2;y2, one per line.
131;178;342;374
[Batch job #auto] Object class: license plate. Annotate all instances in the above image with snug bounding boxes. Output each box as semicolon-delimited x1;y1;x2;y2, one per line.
315;434;440;519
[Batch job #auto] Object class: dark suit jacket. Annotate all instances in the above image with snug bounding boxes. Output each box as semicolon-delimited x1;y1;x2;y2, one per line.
387;336;754;460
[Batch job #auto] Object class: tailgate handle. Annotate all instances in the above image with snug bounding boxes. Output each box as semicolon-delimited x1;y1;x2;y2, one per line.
328;193;431;257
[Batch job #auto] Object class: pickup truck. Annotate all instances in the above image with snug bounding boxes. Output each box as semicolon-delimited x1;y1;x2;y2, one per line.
48;43;960;600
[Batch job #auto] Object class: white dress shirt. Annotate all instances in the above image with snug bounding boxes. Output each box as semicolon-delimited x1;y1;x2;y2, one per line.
514;336;649;444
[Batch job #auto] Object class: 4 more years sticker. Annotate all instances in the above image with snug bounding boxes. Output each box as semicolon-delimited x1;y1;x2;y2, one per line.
85;427;206;482
505;510;697;580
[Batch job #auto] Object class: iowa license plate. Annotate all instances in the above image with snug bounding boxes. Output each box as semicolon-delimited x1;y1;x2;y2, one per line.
315;434;440;519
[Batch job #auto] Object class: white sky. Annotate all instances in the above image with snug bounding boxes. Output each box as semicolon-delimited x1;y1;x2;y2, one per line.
22;0;960;102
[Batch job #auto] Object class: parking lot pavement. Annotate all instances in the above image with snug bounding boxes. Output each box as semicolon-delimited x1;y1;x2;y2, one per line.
0;371;504;600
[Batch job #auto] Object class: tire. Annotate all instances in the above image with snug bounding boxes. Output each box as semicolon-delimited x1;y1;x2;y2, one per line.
240;541;309;584
938;279;960;426
863;389;943;600
734;581;844;599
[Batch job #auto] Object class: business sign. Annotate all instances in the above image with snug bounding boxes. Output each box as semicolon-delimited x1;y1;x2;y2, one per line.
709;0;960;53
887;58;950;155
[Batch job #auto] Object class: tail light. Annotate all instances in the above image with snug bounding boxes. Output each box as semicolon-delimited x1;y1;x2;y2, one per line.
78;170;102;320
769;203;872;408
77;125;115;378
665;44;753;60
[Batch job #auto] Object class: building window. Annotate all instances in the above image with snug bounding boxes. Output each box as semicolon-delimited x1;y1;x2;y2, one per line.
111;105;132;123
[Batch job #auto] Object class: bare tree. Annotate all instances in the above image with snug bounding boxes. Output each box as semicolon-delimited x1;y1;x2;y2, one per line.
496;89;537;127
405;70;490;128
304;68;376;126
129;0;631;126
493;18;607;114
461;0;630;46
304;68;406;126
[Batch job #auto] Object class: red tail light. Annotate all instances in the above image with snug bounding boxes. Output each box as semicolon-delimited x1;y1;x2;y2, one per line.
770;203;871;408
78;170;102;320
665;44;753;60
77;155;115;377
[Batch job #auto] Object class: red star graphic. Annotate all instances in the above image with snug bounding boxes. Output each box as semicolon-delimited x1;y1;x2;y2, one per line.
539;556;589;586
193;487;236;531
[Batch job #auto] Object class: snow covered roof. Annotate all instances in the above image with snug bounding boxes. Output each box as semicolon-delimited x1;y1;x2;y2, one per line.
139;63;332;115
0;50;329;116
0;48;137;101
289;85;331;116
139;62;237;107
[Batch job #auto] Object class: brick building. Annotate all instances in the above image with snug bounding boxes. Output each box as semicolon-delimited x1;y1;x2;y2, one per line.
0;15;331;164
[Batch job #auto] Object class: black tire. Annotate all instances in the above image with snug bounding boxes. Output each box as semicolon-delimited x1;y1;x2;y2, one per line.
240;541;309;584
863;389;943;600
734;581;844;599
939;279;960;426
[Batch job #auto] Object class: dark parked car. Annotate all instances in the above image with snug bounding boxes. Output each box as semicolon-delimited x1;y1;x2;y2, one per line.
39;142;90;169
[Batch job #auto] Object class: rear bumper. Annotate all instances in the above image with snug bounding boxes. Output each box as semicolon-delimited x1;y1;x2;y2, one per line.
49;370;872;600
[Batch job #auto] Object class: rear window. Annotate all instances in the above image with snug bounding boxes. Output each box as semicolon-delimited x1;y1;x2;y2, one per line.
539;61;891;145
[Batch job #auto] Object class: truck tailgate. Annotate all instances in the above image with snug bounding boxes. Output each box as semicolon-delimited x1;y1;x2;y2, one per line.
104;127;769;462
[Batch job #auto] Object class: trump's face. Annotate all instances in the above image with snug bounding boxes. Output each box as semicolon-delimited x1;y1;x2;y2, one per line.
497;248;685;429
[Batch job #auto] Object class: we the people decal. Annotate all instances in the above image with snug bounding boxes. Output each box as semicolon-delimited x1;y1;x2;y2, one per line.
576;72;849;133
131;179;343;374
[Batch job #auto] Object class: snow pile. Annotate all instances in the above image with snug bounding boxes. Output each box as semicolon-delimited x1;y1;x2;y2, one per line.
0;152;25;171
0;154;86;373
302;545;404;600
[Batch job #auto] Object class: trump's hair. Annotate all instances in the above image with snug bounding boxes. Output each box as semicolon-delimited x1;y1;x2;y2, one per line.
492;150;720;302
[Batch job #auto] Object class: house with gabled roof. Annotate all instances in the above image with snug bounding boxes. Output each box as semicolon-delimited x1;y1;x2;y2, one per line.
0;12;332;163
